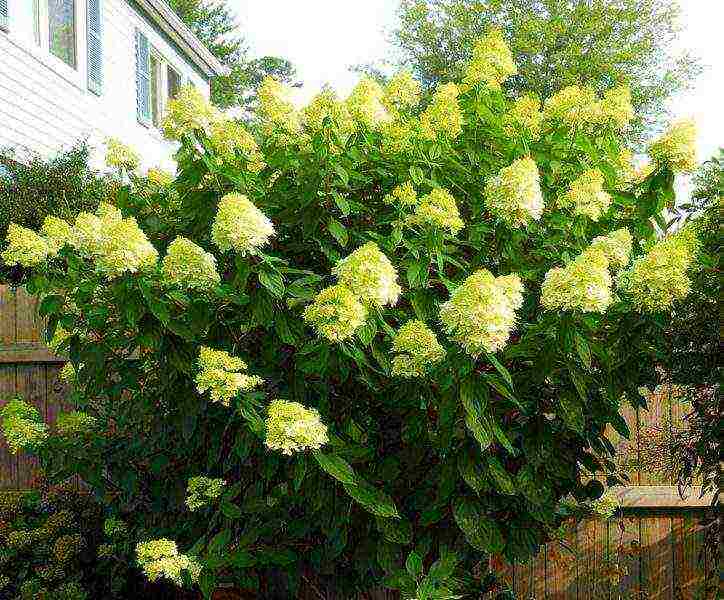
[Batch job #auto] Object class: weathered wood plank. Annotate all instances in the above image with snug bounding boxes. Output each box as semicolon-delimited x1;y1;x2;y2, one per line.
611;486;713;509
0;343;65;363
546;522;577;600
641;516;674;600
0;285;16;345
0;364;18;489
16;364;45;488
15;288;41;343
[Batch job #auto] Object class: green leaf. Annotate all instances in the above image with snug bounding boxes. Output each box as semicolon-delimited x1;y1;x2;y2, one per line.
332;191;350;215
574;333;592;369
406;551;424;579
39;294;64;317
313;451;356;485
221;501;242;519
207;529;231;557
327;218;349;247
559;394;585;434
199;570;216;599
485;352;514;389
258;269;285;299
229;550;256;568
343;478;399;518
333;163;349;186
409;165;424;184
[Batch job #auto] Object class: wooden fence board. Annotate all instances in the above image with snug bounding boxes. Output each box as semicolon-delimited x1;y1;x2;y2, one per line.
0;285;16;345
641;516;674;600
0;364;17;489
16;364;44;488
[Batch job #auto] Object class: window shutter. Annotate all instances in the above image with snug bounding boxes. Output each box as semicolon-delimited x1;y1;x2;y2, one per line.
135;29;151;124
87;0;103;94
0;0;8;32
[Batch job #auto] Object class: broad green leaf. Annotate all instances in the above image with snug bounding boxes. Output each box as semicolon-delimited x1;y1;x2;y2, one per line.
343;478;399;518
313;451;356;485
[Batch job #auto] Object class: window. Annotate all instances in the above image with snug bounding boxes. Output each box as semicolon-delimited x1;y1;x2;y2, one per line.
48;0;76;68
150;52;163;127
136;41;186;129
167;65;182;101
33;0;41;45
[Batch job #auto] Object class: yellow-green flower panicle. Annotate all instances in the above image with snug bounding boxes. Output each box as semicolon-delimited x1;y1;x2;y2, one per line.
334;242;401;307
185;476;226;512
161;85;221;140
379;119;417;155
346;76;390;129
208;120;265;174
40;216;72;253
384;181;418;207
409;188;464;235
464;29;517;90
211;193;275;256
590;229;633;271
542;85;599;129
541;248;613;313
303;284;368;342
559;169;612;221
440;270;524;355
105;137;139;171
70;212;104;254
58;362;78;384
420;83;463;140
382;71;421;114
390;320;446;378
503;95;542;139
146;167;174;188
302;89;356;141
600;86;634;130
162;237;220;290
0;398;48;454
485;157;544;227
136;539;202;586
264;400;328;455
95;217;158;277
1;223;51;266
48;326;72;353
648;119;698;173
618;229;697;311
55;411;97;437
195;346;264;407
257;76;302;139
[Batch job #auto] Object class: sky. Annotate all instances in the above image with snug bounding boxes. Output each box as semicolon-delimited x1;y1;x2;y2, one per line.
233;0;722;161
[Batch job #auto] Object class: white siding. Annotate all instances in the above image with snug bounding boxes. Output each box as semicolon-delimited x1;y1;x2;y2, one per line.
0;0;210;171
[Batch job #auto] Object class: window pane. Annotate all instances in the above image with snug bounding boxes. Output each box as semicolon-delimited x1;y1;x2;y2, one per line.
167;66;181;100
33;0;41;45
150;54;161;127
48;0;76;68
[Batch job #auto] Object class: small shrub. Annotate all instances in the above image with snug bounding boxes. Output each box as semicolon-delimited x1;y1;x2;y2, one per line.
0;143;111;284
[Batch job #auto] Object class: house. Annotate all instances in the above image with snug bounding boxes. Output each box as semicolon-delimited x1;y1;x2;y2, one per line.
0;0;225;171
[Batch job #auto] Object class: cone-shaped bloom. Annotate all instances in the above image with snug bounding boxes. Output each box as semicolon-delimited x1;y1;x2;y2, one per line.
440;270;524;355
264;400;328;455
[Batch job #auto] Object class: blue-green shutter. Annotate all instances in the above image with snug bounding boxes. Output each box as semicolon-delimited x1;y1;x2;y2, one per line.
87;0;103;94
135;29;151;124
0;0;8;32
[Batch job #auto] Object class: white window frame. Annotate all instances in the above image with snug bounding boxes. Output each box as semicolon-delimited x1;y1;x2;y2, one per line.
146;45;184;131
34;0;86;86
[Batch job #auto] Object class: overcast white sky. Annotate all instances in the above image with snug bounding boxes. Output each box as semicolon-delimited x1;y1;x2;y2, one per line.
233;0;722;161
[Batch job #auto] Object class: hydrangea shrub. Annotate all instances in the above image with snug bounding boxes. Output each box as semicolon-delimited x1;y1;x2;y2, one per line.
1;31;700;599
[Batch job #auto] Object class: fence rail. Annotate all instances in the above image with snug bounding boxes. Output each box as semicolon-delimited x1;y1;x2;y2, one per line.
0;285;714;597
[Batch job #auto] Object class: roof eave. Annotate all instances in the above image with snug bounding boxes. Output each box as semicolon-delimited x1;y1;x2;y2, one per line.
135;0;228;79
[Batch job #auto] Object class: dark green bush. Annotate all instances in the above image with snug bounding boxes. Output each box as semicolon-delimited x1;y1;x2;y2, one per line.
0;144;111;284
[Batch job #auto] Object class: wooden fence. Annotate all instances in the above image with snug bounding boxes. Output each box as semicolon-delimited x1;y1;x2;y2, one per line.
0;285;715;598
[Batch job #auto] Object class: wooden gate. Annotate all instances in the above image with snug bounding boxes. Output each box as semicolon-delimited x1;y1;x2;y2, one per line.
0;285;715;598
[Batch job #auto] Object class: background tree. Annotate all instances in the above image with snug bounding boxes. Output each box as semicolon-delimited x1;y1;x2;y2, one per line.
168;0;297;110
663;151;721;594
387;0;699;141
